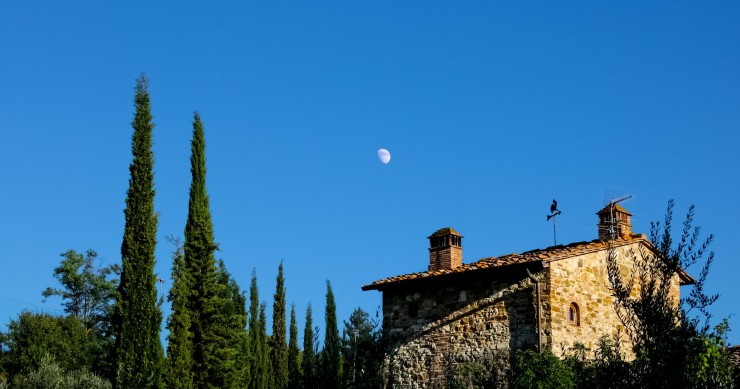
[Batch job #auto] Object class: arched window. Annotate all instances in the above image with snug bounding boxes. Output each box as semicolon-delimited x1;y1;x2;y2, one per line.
568;303;580;326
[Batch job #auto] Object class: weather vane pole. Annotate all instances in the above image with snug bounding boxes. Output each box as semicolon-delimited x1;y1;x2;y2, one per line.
547;199;562;246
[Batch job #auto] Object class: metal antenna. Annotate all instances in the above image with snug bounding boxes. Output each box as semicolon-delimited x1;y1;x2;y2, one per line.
157;277;165;299
606;194;632;239
546;199;562;245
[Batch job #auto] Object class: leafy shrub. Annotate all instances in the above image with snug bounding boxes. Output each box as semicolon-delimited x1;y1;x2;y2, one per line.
510;349;575;389
12;354;111;389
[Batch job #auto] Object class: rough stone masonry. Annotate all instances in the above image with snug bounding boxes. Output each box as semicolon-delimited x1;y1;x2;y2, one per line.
363;205;690;388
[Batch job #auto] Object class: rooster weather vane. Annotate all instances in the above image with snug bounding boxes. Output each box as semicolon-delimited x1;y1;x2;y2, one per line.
547;199;562;246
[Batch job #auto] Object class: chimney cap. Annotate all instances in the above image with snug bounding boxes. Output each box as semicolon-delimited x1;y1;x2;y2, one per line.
596;204;632;216
428;227;462;239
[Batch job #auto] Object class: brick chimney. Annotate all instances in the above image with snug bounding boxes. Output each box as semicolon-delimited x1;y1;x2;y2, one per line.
597;204;633;241
428;227;463;271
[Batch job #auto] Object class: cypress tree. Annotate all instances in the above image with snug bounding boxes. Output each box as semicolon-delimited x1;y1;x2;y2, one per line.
208;260;248;388
287;304;301;389
164;238;193;389
258;303;271;389
222;262;250;387
321;280;341;389
301;304;316;389
113;74;164;389
271;262;288;389
182;112;238;388
247;270;261;389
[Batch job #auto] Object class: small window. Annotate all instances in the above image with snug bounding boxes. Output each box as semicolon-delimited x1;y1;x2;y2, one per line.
568;303;580;326
408;302;419;318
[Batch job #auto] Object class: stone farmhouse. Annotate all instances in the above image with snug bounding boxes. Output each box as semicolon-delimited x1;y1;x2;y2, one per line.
362;204;693;388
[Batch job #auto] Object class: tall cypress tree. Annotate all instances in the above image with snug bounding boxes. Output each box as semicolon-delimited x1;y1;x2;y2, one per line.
271;262;288;389
321;280;341;389
182;112;237;388
247;270;262;389
287;304;301;389
164;238;193;389
302;304;316;389
113;74;164;389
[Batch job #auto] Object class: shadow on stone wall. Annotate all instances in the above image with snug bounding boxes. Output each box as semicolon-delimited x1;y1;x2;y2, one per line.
381;277;538;388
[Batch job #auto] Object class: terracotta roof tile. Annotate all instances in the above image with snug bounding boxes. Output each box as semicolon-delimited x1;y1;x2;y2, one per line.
428;227;462;238
362;234;667;291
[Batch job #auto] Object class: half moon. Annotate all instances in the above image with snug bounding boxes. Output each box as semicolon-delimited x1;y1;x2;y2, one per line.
377;148;391;164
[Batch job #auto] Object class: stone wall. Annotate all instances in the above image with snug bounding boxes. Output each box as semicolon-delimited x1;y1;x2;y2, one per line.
545;241;682;359
376;238;687;387
381;268;540;388
546;245;631;358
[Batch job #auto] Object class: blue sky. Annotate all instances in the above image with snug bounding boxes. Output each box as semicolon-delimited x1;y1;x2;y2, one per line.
1;2;739;346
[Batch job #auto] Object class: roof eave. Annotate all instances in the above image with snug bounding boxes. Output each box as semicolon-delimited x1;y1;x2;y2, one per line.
361;260;545;292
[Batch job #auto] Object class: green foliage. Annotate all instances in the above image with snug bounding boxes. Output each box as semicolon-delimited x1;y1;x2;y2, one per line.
605;200;734;389
510;349;576;389
202;259;248;388
247;270;267;389
1;312;93;378
257;303;271;389
183;111;219;388
224;263;250;388
41;249;118;379
271;262;289;389
12;354;111;389
341;307;382;389
113;73;164;389
301;304;317;389
42;249;119;334
683;320;734;389
176;112;247;388
0;331;6;385
321;281;342;389
164;237;193;389
566;338;634;389
445;360;489;389
287;304;301;389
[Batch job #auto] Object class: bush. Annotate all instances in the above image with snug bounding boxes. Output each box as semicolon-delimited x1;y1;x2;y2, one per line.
12;354;111;389
2;311;93;377
510;349;575;389
566;338;635;389
445;361;489;389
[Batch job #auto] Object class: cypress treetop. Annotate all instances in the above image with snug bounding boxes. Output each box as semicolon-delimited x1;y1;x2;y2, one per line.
113;74;164;389
321;280;341;389
182;112;243;388
288;304;301;389
302;304;316;389
271;262;289;389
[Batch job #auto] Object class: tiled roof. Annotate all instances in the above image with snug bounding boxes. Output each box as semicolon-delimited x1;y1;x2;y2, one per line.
428;227;462;237
362;234;694;291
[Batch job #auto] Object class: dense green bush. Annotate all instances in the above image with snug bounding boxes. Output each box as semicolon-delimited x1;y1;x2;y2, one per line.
12;354;110;389
1;312;93;377
511;349;575;389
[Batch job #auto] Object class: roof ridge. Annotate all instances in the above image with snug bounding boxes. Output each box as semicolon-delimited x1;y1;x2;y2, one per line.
362;235;648;291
